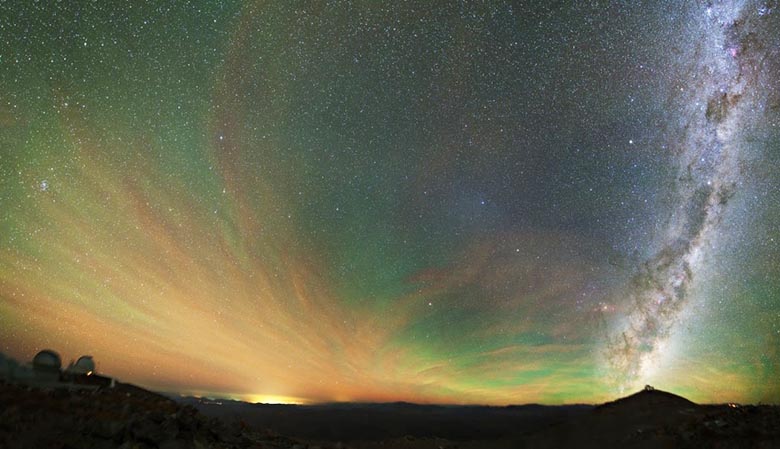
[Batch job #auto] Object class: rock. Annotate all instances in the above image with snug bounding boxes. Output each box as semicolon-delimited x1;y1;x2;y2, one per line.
93;419;126;440
219;432;243;445
147;410;166;424
159;439;193;449
130;416;175;445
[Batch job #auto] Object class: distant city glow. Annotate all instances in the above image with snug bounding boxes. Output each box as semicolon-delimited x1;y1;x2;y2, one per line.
246;395;308;405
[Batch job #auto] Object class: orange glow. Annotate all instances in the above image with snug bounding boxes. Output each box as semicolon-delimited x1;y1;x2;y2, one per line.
246;394;308;405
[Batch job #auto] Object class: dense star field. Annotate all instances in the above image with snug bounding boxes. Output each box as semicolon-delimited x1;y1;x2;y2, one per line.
1;1;778;405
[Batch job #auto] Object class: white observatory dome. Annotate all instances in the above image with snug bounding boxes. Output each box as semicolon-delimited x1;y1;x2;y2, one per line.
73;355;96;374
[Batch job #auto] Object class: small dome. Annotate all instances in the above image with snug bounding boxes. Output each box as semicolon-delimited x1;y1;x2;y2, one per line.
32;350;62;371
73;355;96;374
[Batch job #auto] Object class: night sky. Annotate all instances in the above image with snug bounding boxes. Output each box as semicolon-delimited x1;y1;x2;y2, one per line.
1;1;779;405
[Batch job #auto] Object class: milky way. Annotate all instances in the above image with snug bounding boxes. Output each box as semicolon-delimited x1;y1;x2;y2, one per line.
607;1;780;396
1;1;778;405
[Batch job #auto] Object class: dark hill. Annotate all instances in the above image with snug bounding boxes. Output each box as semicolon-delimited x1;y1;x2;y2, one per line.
527;387;780;449
595;387;696;413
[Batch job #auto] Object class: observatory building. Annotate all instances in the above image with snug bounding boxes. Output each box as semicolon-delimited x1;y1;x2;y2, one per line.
0;350;113;388
66;355;96;376
32;349;62;382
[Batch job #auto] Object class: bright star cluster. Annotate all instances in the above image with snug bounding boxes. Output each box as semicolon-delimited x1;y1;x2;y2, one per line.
1;1;778;405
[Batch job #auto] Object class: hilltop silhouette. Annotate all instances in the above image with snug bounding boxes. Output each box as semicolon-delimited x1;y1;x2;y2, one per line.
595;385;696;412
526;386;778;449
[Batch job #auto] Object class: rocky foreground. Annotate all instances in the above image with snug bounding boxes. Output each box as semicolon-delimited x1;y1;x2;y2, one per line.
0;379;334;449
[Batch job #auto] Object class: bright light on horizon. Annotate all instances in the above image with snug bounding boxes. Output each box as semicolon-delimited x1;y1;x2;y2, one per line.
245;394;308;405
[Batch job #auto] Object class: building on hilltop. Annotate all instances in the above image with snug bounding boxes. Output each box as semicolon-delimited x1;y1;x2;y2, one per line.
0;350;115;388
